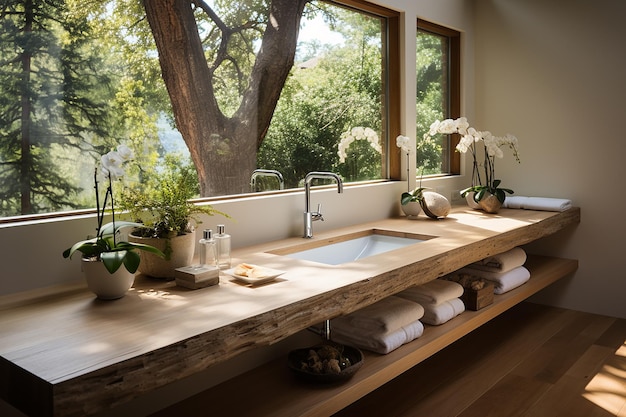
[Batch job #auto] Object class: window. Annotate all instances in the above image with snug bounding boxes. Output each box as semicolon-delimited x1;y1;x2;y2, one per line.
0;0;400;220
416;20;461;176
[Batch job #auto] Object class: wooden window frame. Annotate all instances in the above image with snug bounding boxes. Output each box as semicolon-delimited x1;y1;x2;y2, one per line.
417;19;461;175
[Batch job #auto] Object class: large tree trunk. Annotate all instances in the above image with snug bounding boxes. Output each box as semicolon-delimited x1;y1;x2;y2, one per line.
143;0;307;197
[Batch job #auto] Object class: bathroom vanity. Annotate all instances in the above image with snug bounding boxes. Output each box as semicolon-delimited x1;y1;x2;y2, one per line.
0;206;580;416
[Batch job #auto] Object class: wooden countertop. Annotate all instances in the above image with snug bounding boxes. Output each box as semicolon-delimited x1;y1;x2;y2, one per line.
0;207;580;417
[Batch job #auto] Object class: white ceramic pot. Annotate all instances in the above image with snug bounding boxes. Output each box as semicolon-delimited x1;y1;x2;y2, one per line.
82;258;135;300
465;191;482;209
401;201;422;218
128;231;195;279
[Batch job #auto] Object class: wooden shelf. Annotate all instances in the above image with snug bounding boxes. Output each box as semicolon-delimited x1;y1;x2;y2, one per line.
155;255;578;417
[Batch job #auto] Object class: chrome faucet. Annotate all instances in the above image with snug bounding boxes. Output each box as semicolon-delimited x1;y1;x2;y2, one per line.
303;171;343;238
250;169;284;192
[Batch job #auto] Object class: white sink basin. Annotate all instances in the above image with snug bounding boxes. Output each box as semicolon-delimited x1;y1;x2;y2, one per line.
274;230;434;265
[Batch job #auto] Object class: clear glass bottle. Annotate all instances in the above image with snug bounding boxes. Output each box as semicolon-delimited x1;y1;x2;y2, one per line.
198;229;217;267
215;224;231;270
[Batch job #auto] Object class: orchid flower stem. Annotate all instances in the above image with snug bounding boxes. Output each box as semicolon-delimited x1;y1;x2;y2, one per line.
94;168;103;237
108;175;117;247
406;152;410;193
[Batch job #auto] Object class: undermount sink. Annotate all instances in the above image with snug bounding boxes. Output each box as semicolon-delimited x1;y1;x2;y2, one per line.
270;229;435;265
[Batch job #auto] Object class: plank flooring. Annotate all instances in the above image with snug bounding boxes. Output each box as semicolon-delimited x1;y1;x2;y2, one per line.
333;302;626;417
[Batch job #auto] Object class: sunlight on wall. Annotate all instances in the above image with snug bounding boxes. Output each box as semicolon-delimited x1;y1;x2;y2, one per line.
582;342;626;415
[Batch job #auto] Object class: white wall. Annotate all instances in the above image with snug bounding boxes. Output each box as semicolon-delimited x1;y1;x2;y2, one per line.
474;0;626;318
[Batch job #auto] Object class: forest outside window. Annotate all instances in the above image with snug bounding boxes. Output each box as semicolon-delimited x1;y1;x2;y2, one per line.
416;20;461;176
0;0;399;220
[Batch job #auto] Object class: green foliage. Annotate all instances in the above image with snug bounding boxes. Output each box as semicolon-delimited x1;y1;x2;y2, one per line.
0;0;109;215
0;0;453;217
401;187;426;205
120;154;227;238
461;179;514;204
0;0;164;217
258;3;383;186
63;220;166;273
416;29;446;175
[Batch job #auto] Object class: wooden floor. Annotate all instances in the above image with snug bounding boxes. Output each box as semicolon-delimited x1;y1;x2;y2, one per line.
334;302;626;417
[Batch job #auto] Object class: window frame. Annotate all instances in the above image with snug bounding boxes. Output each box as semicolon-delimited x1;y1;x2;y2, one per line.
0;0;401;224
417;19;461;176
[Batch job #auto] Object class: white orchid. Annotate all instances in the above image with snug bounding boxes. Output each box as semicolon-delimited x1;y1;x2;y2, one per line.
63;144;165;274
337;126;381;163
100;146;131;181
116;144;134;161
395;135;412;154
424;116;471;143
424;117;520;204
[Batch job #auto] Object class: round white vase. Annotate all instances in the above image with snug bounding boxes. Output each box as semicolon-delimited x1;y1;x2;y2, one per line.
401;201;422;218
465;191;482;209
82;258;135;300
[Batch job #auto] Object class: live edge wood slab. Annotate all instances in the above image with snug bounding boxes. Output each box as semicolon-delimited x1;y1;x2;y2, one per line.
0;207;580;417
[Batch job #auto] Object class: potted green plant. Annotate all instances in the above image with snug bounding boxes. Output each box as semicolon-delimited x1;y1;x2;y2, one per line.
423;117;520;213
459;131;520;213
120;155;227;279
395;135;423;218
63;146;165;299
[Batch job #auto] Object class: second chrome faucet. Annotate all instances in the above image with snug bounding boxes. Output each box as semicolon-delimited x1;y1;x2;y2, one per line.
303;171;343;238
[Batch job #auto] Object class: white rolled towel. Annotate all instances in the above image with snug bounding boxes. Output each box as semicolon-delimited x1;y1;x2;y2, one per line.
503;196;572;212
471;247;527;273
396;279;464;305
331;319;424;355
421;298;465;326
460;265;531;294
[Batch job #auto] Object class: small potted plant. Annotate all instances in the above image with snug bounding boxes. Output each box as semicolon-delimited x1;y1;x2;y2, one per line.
120;155;227;279
459;131;520;213
396;135;423;218
423;117;520;213
63;146;165;299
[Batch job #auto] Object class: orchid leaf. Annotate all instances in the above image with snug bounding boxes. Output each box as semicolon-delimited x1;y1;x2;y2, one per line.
400;192;414;205
62;237;99;259
100;250;126;274
122;250;141;274
98;221;144;237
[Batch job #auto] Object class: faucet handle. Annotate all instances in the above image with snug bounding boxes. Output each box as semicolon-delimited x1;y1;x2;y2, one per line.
312;203;324;222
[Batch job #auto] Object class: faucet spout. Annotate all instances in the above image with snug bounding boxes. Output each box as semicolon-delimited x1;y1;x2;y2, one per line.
250;169;284;192
303;171;343;238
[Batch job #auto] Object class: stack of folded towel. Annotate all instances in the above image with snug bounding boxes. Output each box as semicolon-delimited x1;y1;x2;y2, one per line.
330;295;425;354
456;247;530;294
396;279;465;326
502;196;572;212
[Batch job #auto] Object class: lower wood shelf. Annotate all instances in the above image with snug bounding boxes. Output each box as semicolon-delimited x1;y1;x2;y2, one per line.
153;255;578;417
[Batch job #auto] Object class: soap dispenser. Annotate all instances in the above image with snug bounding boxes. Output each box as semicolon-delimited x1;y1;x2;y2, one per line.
198;229;217;267
215;224;231;270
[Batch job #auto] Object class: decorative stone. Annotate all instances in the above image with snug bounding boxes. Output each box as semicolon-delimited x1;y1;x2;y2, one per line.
420;191;451;219
175;265;220;289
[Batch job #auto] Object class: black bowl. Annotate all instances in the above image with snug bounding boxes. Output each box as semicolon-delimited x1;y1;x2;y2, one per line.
287;343;364;383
